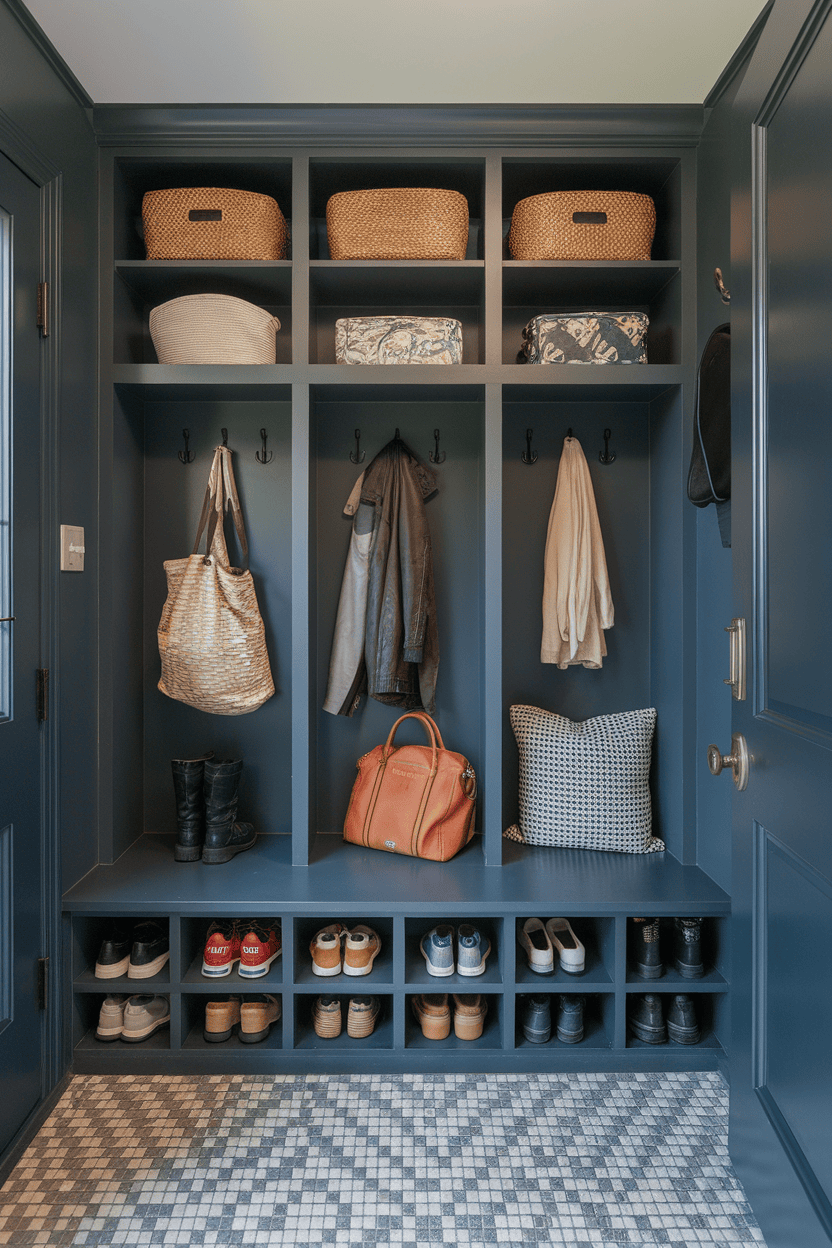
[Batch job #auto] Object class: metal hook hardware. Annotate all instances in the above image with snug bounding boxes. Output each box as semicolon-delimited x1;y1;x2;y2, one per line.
566;427;573;439
599;428;616;465
522;427;538;465
255;428;274;465
714;267;731;304
178;428;194;464
221;428;229;448
429;428;446;464
349;428;365;464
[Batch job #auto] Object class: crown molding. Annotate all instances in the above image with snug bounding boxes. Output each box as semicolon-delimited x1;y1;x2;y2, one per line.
91;103;706;149
704;1;774;109
2;0;93;110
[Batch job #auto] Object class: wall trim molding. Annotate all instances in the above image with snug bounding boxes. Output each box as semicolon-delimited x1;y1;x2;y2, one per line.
0;0;93;111
91;103;706;149
0;105;58;185
704;1;775;109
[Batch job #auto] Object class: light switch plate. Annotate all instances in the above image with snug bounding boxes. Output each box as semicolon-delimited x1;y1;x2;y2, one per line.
60;524;85;572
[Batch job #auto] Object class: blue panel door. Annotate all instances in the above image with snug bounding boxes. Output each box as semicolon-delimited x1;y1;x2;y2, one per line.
730;2;832;1244
0;152;43;1155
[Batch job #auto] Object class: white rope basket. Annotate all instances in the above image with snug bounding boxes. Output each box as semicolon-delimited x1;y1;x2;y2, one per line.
149;294;280;364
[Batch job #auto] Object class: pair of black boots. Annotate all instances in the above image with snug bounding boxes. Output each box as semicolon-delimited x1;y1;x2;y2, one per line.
632;917;704;980
172;753;256;865
630;993;700;1045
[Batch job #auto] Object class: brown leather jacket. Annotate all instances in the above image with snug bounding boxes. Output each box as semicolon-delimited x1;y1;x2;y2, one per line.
328;435;439;716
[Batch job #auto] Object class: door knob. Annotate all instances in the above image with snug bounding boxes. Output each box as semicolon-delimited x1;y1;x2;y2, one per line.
707;733;749;791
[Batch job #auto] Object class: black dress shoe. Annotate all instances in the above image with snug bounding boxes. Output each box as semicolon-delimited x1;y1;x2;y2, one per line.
94;923;132;979
128;921;170;979
630;994;667;1044
556;995;585;1044
667;994;700;1044
521;995;552;1044
632;918;663;979
674;918;704;979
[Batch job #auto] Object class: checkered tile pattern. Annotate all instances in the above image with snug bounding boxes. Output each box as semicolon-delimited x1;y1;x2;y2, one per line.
0;1072;766;1246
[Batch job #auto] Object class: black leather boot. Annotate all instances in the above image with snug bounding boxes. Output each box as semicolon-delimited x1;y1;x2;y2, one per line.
630;994;666;1044
171;752;214;862
556;994;585;1044
202;759;256;865
674;918;704;978
632;917;663;979
521;994;552;1044
667;993;700;1044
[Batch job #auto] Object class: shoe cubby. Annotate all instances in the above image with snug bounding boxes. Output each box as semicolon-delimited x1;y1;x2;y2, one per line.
179;916;285;989
404;917;503;988
181;992;284;1051
72;993;172;1054
293;994;393;1050
405;993;502;1050
514;991;614;1051
514;916;615;988
71;915;171;990
626;992;726;1051
625;915;729;989
293;917;394;987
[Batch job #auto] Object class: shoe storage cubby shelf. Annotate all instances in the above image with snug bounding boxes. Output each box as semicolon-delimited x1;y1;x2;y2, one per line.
71;133;729;1075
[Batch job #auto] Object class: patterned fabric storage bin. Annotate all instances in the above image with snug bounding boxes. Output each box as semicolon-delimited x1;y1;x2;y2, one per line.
335;316;463;365
149;294;281;364
522;313;648;365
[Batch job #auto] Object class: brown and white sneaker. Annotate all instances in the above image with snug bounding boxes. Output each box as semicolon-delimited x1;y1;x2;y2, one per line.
204;996;241;1043
312;995;342;1038
343;926;381;977
411;993;451;1040
347;995;380;1037
452;993;488;1040
310;924;346;977
239;994;281;1044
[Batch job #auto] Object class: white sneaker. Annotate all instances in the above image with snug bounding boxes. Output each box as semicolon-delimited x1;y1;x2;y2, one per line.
545;918;585;975
517;917;554;974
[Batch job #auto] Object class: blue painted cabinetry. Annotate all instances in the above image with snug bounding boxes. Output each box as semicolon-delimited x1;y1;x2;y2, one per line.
70;132;731;1075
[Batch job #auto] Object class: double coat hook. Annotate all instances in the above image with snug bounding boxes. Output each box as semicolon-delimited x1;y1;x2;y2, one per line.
255;428;273;464
178;428;194;464
429;428;445;464
350;428;365;464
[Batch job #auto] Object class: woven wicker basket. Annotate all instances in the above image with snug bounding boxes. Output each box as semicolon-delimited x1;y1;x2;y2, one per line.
149;295;280;364
326;188;469;260
509;191;655;260
142;187;287;260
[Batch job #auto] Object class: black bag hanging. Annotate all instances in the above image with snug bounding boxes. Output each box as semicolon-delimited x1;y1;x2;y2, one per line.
687;322;731;546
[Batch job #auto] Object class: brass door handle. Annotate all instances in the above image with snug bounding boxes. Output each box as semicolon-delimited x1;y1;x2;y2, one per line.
707;733;749;791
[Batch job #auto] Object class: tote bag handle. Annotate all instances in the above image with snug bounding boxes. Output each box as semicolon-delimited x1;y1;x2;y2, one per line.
191;445;249;568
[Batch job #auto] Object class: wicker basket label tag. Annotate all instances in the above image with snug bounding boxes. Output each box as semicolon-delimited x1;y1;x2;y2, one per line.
189;209;222;222
572;211;607;224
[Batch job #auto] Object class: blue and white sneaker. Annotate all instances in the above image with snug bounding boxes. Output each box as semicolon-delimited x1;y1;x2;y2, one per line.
456;924;490;977
420;924;455;977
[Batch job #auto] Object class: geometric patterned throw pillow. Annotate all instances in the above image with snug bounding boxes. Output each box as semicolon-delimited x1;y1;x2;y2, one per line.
504;704;664;854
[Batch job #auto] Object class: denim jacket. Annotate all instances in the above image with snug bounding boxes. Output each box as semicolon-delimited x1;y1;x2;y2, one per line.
323;435;438;717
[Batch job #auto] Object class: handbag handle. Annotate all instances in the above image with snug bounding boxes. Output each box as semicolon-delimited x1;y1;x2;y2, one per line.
192;445;249;568
406;711;446;750
382;711;441;770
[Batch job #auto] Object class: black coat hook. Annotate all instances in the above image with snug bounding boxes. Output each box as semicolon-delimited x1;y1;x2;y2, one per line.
714;267;731;304
522;427;538;465
599;428;616;465
221;428;229;448
429;428;445;464
256;427;273;465
567;427;573;439
349;428;365;464
178;428;194;464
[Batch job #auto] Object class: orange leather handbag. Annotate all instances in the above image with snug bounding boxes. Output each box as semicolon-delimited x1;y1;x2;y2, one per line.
343;712;477;861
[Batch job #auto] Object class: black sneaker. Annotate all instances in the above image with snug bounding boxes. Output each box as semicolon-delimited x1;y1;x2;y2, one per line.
630;994;667;1044
556;995;585;1044
674;918;704;979
127;921;170;980
521;995;552;1044
94;922;132;979
667;994;700;1044
632;917;663;979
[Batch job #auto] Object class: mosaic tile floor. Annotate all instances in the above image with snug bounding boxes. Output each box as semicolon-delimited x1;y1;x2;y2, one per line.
0;1072;766;1247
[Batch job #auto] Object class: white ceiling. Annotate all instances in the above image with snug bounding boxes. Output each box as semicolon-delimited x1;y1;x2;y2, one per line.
23;0;768;106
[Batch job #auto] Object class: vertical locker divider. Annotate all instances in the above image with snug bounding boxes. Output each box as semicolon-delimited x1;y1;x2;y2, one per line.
393;915;406;1050
613;915;628;1049
482;383;503;865
291;382;312;865
280;911;295;1050
291;154;310;365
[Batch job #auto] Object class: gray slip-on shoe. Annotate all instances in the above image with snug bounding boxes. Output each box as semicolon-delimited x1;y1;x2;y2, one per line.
120;994;171;1042
96;994;129;1042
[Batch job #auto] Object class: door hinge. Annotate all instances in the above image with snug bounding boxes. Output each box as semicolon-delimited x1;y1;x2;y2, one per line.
37;957;49;1010
36;668;49;722
37;282;48;337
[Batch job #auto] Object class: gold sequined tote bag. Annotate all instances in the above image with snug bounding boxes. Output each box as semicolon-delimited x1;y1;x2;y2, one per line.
158;445;274;715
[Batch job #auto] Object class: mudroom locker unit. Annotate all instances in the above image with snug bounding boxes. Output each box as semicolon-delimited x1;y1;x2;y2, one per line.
4;0;832;1242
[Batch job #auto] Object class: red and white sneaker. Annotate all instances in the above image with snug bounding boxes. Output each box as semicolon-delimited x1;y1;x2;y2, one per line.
201;920;241;978
239;920;282;978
